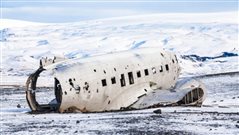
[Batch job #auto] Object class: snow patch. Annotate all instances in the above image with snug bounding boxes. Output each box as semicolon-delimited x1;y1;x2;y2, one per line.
1;12;238;86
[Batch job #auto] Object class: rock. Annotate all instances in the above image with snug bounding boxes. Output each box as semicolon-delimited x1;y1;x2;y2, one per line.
17;104;21;108
76;120;80;124
153;109;162;114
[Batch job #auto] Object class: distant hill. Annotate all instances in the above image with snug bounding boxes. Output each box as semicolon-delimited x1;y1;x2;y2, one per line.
1;12;238;85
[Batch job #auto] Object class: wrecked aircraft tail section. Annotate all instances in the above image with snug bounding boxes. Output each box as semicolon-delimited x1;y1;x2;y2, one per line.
130;79;206;109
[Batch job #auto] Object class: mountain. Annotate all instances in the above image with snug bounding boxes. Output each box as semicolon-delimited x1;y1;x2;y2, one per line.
1;12;238;86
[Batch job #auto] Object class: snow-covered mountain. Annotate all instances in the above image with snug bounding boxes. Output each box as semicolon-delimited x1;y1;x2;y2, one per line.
1;12;238;86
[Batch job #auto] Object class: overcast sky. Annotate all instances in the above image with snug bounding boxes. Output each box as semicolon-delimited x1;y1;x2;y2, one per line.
1;0;238;23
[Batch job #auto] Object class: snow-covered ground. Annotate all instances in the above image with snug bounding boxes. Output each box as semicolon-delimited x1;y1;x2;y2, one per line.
0;73;238;135
1;12;238;86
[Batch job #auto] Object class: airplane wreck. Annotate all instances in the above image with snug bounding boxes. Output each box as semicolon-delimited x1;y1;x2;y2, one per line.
26;48;206;113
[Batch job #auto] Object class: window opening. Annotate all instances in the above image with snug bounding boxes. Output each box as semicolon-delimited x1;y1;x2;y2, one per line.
165;64;169;71
111;77;116;84
137;71;141;78
160;66;163;72
144;69;149;76
120;74;126;87
102;79;107;87
128;72;134;85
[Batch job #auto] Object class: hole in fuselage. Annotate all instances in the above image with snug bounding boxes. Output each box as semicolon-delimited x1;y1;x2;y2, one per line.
40;77;63;112
177;88;204;105
35;77;62;112
26;68;62;113
38;78;62;112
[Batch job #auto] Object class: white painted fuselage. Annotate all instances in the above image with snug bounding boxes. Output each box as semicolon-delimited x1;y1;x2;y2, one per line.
52;48;181;112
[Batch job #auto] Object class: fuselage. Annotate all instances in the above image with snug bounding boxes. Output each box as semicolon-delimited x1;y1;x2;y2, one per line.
52;48;181;112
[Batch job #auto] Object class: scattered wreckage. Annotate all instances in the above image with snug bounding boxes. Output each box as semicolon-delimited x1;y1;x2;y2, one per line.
26;48;206;113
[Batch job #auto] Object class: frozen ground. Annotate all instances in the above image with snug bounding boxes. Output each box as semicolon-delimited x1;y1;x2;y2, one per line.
1;73;238;135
